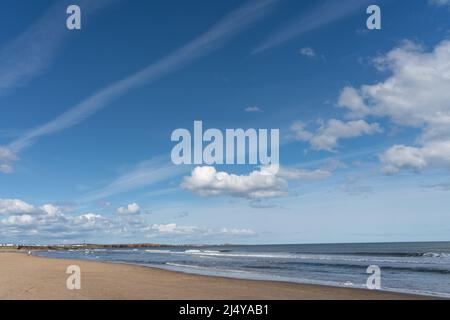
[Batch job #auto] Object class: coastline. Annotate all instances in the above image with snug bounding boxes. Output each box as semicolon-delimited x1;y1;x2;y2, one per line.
0;251;431;300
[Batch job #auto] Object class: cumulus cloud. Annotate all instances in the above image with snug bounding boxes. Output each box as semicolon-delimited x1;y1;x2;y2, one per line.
40;204;62;217
181;166;287;199
380;141;450;173
339;40;450;133
299;47;316;58
0;199;69;217
338;40;450;173
2;214;34;226
181;165;330;199
337;87;371;119
290;119;382;151
117;203;141;215
0;199;36;215
0;198;256;243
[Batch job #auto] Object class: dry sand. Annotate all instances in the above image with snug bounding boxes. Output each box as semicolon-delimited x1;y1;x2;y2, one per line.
0;252;428;300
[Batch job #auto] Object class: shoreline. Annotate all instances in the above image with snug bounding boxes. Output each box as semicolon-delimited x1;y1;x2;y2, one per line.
0;251;433;300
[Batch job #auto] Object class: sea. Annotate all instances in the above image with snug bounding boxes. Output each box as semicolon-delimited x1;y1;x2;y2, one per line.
34;241;450;298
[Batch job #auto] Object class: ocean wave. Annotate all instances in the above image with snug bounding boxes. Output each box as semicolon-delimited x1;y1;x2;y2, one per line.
162;262;450;298
178;251;429;265
181;250;297;259
294;251;450;258
145;249;172;253
32;247;450;298
165;262;255;275
166;262;207;269
274;261;450;275
422;252;450;258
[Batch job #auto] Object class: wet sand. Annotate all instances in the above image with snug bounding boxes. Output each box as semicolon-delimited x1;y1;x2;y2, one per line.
0;252;428;300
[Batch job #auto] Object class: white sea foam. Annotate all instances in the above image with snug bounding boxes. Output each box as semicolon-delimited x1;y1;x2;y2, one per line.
423;252;450;258
145;249;172;253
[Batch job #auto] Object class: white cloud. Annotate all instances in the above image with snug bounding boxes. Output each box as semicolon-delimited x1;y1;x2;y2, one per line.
291;119;382;151
151;223;197;235
299;47;316;58
0;164;13;174
182;165;330;199
182;165;287;199
277;167;331;180
0;147;17;174
40;204;62;217
337;87;370;119
428;0;450;6
117;202;141;215
338;40;450;172
75;213;106;224
380;140;450;173
339;40;450;134
0;198;257;242
290;121;314;141
152;223;178;233
0;199;71;217
380;145;427;173
245;106;262;112
0;147;17;162
0;199;36;215
217;228;256;236
2;214;34;226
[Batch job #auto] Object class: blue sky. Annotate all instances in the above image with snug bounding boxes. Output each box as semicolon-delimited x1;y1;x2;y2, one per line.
1;0;450;244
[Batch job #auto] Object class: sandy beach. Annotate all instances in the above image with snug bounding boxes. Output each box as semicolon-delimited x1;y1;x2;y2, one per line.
0;252;429;300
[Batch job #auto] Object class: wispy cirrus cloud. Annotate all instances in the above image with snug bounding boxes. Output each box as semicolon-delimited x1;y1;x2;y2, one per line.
5;0;278;168
252;0;373;54
0;0;117;97
82;156;190;202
